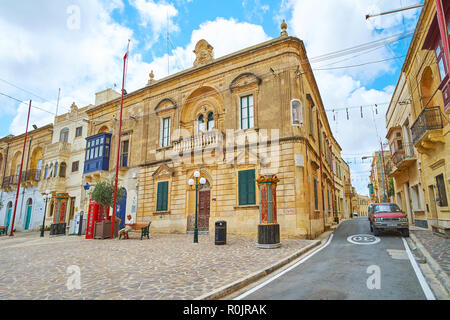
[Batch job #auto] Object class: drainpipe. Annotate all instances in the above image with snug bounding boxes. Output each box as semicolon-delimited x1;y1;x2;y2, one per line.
316;109;326;230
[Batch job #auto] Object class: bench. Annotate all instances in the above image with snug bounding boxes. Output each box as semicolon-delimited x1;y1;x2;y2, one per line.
0;226;7;236
120;221;151;240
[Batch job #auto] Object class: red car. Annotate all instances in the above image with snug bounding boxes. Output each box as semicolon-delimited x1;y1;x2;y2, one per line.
369;203;409;237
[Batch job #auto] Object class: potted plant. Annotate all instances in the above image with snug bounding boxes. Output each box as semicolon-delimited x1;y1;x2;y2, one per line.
89;180;125;238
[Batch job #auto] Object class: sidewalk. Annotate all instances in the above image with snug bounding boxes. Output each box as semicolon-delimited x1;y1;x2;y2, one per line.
0;232;318;300
409;227;450;295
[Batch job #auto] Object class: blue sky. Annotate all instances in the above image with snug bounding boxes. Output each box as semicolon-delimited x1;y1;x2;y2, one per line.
0;0;422;195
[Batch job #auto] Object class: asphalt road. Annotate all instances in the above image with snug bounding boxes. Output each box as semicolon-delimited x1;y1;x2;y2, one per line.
236;217;432;300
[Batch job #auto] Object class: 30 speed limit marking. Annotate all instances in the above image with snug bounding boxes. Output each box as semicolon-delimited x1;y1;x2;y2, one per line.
347;234;380;245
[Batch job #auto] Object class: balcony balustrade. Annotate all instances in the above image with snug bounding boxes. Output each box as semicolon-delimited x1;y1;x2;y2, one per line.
173;130;223;154
391;143;416;169
411;106;444;145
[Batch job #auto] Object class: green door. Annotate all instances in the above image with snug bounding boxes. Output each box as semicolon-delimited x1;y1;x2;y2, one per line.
25;204;32;230
5;206;12;232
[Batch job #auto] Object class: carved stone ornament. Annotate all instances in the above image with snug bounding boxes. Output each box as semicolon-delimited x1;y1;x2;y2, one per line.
70;102;78;112
193;40;214;67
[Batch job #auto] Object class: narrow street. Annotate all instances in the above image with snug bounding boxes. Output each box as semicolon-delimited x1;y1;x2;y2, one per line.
235;217;433;300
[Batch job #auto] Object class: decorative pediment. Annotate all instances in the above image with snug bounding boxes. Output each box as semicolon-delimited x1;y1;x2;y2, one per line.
193;40;214;67
229;73;262;92
155;98;177;114
152;163;174;178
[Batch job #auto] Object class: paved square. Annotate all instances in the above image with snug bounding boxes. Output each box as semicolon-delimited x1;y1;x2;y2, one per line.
0;232;313;300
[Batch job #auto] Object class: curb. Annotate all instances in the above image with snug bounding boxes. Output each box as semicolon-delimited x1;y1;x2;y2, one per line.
194;239;323;300
410;232;450;295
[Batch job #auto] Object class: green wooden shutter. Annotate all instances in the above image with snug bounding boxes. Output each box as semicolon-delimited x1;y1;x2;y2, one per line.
157;181;169;211
238;171;248;205
247;169;256;205
238;169;256;205
162;181;168;211
156;182;162;211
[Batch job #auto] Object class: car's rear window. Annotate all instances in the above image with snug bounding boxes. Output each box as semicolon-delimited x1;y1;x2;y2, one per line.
374;204;401;213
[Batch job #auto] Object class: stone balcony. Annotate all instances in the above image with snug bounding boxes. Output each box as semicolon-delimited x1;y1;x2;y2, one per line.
39;176;67;194
172;130;223;154
44;142;71;160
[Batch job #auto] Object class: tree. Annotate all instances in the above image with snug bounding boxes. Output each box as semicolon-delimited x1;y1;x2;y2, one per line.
89;180;125;212
388;178;395;198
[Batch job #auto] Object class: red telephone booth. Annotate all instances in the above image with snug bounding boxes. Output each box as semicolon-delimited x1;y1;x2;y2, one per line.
86;200;100;239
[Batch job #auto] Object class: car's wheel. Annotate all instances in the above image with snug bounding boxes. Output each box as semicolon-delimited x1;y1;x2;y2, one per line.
373;227;380;236
401;229;409;237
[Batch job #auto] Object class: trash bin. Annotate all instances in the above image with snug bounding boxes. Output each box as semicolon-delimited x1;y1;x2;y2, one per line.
215;221;226;245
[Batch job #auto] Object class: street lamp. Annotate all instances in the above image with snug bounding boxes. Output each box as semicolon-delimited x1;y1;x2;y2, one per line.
188;170;206;243
81;182;90;236
40;190;52;237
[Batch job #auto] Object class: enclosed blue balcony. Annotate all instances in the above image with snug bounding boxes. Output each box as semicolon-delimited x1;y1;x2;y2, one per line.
83;133;112;174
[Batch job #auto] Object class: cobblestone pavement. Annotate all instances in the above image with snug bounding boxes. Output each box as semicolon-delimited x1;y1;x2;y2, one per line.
0;232;313;300
412;230;450;276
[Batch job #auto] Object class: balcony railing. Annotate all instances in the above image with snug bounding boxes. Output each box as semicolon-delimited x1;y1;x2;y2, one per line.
2;175;17;189
2;170;41;189
22;169;41;183
173;130;223;153
392;143;415;167
411;106;443;145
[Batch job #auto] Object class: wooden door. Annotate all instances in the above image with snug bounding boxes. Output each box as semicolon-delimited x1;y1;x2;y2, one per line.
198;190;210;232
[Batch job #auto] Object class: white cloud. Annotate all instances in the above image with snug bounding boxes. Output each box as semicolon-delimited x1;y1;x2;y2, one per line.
130;0;179;48
0;0;135;135
129;17;271;83
280;0;420;195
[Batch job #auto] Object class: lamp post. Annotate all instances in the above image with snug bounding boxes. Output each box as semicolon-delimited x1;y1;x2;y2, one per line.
80;182;90;236
363;152;387;203
40;190;52;237
188;171;206;243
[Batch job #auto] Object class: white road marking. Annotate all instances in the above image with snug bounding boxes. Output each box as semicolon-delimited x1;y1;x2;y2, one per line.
402;237;436;300
233;234;334;300
347;234;380;245
386;249;408;260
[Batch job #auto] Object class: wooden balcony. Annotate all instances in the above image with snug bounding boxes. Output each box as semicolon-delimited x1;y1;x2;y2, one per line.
173;130;223;154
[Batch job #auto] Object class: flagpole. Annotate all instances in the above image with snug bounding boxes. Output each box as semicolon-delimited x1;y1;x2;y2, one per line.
111;40;129;239
10;100;32;236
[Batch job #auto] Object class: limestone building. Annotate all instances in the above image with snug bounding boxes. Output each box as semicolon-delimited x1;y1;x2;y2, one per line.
387;0;450;235
80;22;350;239
0;124;53;232
39;102;90;228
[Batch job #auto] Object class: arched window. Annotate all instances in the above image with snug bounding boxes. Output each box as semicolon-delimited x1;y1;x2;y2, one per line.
59;162;66;178
207;112;214;131
54;162;58;178
197;114;205;133
59;128;69;142
44;164;49;179
291;99;302;125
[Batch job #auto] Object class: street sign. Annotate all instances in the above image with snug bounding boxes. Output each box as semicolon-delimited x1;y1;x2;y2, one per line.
347;234;380;245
